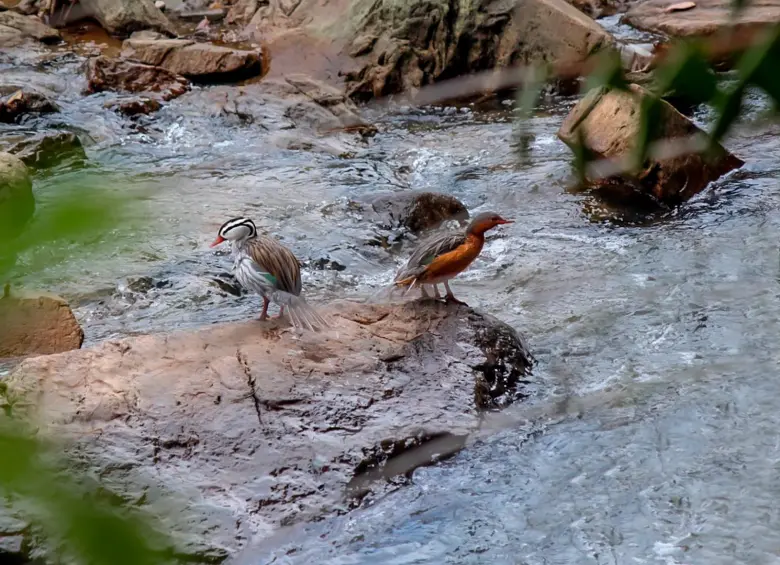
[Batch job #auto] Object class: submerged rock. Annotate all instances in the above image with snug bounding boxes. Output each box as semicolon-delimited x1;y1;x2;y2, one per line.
0;10;60;47
558;84;744;208
6;300;533;558
121;38;266;82
355;191;470;233
2;131;86;169
85;55;190;101
0;152;34;245
622;0;780;37
0;291;84;358
0;89;59;124
104;96;163;116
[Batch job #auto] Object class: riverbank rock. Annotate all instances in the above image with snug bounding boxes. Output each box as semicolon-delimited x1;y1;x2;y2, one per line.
0;152;34;244
245;0;615;100
622;0;780;37
558;84;744;208
0;131;86;169
85;55;190;101
0;291;84;358
354;191;470;233
566;0;628;17
104;96;163;116
0;10;60;47
121;38;266;82
5;300;533;559
0;89;59;124
50;0;177;37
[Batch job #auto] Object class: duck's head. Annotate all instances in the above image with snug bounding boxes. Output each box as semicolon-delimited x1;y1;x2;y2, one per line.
210;217;257;247
466;211;513;235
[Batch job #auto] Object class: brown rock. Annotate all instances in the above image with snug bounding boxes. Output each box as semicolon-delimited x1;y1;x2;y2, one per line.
6;300;533;557
246;0;614;101
0;10;60;47
622;0;780;37
0;89;59;123
104;96;163;116
355;191;470;233
558;84;744;207
121;38;266;81
57;0;177;37
85;55;190;101
0;291;84;358
226;0;258;24
0;152;34;243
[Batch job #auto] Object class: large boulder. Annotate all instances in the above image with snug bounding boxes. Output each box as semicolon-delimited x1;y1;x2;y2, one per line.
0;291;84;358
558;84;744;208
622;0;780;37
121;38;266;82
0;89;59;124
85;55;190;101
5;300;534;560
244;0;615;100
0;152;34;245
47;0;177;37
0;10;60;47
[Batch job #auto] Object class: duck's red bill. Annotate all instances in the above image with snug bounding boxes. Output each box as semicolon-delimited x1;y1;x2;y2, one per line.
497;218;514;225
210;236;225;248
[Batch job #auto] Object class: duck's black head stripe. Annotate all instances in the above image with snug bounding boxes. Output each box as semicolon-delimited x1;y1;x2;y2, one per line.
219;217;256;238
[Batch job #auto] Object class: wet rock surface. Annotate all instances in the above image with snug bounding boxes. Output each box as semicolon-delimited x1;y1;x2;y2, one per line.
558;84;744;208
0;131;86;169
355;190;469;233
0;10;60;47
0;89;59;124
50;0;177;36
245;0;614;100
622;0;780;37
85;55;190;101
6;300;534;559
0;151;33;244
121;38;266;82
104;95;163;116
0;291;84;358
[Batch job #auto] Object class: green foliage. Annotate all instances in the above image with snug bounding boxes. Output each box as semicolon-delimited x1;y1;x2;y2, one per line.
0;411;174;565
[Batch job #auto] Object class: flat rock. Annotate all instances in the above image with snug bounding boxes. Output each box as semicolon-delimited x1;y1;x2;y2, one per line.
85;55;190;101
121;38;266;81
0;10;60;47
5;300;534;559
0;131;86;169
0;291;84;358
0;152;34;245
558;84;744;208
0;89;59;124
354;190;470;233
622;0;780;37
58;0;177;37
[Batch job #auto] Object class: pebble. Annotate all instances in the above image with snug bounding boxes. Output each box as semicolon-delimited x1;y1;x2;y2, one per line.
154;0;166;10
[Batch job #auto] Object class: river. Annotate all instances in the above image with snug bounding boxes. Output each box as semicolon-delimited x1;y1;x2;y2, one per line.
3;18;780;565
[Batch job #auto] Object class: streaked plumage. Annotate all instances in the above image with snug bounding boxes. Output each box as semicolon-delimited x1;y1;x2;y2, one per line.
394;211;513;303
211;217;328;331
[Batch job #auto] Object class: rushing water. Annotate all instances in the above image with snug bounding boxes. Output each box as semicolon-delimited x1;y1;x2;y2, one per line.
4;25;780;565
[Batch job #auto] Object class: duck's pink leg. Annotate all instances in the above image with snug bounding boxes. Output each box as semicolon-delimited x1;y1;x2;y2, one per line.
275;306;285;319
259;297;270;320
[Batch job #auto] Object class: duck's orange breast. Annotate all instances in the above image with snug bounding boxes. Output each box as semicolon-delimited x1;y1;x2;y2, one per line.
420;234;484;281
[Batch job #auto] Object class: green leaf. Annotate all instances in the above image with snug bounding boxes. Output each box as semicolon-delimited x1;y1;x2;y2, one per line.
631;94;662;170
584;48;630;94
655;43;717;103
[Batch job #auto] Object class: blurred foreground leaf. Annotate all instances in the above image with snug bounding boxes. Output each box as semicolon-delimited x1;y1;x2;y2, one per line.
0;408;173;565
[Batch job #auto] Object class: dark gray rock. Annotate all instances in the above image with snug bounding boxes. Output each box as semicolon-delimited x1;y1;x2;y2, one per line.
354;190;469;233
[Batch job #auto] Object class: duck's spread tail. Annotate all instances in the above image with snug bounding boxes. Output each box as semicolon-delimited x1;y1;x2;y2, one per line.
270;291;330;332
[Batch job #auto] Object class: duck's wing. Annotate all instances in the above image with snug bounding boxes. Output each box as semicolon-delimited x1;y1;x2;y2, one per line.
395;231;466;282
246;236;303;296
